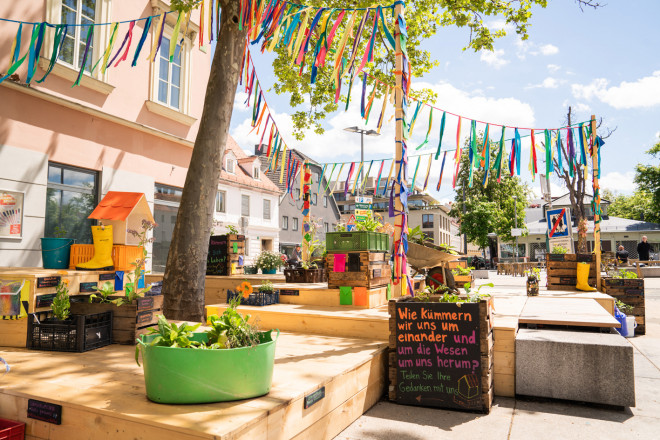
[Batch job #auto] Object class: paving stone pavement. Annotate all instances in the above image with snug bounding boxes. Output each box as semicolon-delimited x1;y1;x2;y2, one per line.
335;274;660;440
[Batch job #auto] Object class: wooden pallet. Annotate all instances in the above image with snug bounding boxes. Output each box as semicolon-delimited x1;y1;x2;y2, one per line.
601;278;646;335
547;256;597;291
326;252;390;289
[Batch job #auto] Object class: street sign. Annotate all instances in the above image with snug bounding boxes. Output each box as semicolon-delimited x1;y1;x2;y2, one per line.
355;209;371;217
547;208;571;238
355;196;372;204
549;237;574;253
511;228;523;237
355;203;372;209
346;214;356;232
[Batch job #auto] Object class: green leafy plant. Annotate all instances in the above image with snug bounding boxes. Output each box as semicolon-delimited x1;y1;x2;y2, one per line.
609;269;638;279
452;266;475;276
255;250;283;271
226;224;239;235
438;243;459;255
463;282;494;303
114;220;157;306
258;280;274;293
335;223;347;232
53;226;67;238
551;246;569;254
525;267;541;282
355;216;382;232
51;279;71;321
408;225;428;245
615;299;634;315
89;281;115;303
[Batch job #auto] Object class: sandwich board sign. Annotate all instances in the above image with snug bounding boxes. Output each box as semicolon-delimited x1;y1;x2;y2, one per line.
547;208;573;253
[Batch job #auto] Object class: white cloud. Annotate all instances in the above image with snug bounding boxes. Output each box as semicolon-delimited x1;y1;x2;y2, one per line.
539;44;559;55
547;64;561;73
526;77;560;89
480;49;509;69
572;71;660;109
600;171;636;195
233;91;250;112
488;19;515;33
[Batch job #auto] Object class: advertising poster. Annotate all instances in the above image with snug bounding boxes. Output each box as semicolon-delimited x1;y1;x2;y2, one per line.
0;190;24;238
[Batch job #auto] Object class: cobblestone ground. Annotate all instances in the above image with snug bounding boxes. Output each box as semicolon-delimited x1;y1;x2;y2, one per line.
336;273;660;440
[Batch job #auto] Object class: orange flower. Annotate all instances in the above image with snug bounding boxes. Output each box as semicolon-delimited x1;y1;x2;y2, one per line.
236;281;253;299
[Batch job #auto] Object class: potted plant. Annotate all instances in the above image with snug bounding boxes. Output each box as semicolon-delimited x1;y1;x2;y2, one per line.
326;213;389;252
255;250;283;274
602;269;645;335
525;267;541;296
70;220;162;344
452;265;475;288
285;217;327;283
41;226;75;269
228;280;279;306
27;279;113;352
135;296;279;404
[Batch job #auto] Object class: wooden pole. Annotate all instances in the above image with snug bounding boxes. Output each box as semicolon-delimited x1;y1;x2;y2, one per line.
393;3;406;297
302;161;311;264
590;114;601;290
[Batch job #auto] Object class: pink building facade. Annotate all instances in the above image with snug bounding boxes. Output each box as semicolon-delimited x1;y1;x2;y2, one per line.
0;1;211;269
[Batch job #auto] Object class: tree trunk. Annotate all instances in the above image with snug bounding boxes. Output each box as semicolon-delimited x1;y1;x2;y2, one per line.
162;1;246;321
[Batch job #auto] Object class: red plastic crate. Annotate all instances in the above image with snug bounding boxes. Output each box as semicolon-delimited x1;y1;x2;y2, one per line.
0;417;25;440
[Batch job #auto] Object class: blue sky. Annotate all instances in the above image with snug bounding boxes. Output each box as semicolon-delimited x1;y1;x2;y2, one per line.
229;1;660;204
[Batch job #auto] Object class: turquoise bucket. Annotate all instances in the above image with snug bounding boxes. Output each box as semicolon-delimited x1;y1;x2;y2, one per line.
41;238;74;269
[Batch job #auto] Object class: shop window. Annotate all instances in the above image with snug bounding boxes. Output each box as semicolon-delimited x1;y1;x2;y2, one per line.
153;184;182;272
46;163;98;244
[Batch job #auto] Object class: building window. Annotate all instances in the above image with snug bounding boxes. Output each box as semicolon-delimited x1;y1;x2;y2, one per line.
253;166;260;179
263;199;271;220
216;190;226;213
422;214;434;229
425;231;435;242
241;195;250;216
293;218;299;231
59;0;97;72
312;193;318;205
323;195;328;208
282;216;288;230
156;36;183;110
324;222;329;233
153;184;183;272
226;158;235;174
294;188;300;199
46;163;98;245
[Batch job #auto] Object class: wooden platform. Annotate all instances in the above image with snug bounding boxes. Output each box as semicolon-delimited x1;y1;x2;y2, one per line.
0;332;386;440
519;297;620;328
273;283;391;309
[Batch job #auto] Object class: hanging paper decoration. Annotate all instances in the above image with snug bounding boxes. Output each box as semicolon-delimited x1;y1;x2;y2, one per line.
73;25;94;87
493;125;505;182
544;129;553;175
567;128;576;178
416;108;433;150
437;151;447;191
468;120;477;188
344;162;355;197
514;128;522;176
374;160;385;195
556;130;564;175
422;155;433;190
529;129;537;181
482;123;490;187
435;111;446;160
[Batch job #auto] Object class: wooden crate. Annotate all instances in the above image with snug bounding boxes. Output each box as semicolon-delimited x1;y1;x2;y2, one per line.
387;296;493;413
601;278;646;335
207;235;246;276
454;274;474;288
69;244;143;271
326;251;390;289
546;255;597;291
70;295;163;344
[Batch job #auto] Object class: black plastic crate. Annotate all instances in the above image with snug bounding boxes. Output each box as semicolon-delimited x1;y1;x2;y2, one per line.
227;289;279;306
27;311;113;352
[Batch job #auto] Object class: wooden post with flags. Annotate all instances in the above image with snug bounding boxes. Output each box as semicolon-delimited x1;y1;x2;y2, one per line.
302;161;312;263
393;2;406;297
590;114;602;290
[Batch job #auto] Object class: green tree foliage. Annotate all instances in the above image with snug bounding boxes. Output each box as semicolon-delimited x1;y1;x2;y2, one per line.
634;140;660;220
268;0;550;138
449;135;531;250
604;189;656;223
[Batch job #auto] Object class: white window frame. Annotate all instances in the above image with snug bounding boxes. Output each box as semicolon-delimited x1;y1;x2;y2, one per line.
241;195;250;217
324;222;329;233
263;199;271;220
282;216;288;230
323;195;328;208
216;190;226;213
146;22;195;125
253;166;260;179
43;0;114;94
226;152;236;174
292;217;299;231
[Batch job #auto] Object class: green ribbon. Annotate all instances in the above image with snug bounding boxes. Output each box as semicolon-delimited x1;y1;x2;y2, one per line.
435;111;446;159
37;25;67;83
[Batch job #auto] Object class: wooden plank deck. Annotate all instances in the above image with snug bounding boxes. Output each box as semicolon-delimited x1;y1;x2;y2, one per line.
519;297;620;327
0;332;386;440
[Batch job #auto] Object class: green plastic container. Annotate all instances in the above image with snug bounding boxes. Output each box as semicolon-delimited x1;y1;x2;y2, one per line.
41;237;74;269
326;231;389;252
138;330;279;404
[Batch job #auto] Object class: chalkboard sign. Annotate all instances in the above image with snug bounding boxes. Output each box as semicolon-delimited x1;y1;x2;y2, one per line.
99;273;114;281
37;276;60;288
207;235;229;275
79;282;98;293
394;301;482;410
279;289;299;296
36;293;57;308
28;399;62;425
304;386;325;409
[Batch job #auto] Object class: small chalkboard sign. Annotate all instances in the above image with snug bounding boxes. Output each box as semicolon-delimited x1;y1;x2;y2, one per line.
36;293;57;308
37;276;60;288
28;399;62;425
99;273;114;281
207;236;229;275
279;289;299;296
304;386;325;409
394;301;482;411
79;282;98;293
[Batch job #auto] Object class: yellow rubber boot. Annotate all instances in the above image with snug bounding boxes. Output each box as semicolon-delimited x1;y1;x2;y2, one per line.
575;262;596;291
76;225;115;270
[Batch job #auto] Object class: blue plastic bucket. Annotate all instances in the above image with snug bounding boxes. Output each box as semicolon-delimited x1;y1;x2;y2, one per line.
614;308;628;336
41;238;74;269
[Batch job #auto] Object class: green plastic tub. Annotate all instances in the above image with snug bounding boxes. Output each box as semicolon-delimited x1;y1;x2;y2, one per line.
138;330;279;404
326;231;389;252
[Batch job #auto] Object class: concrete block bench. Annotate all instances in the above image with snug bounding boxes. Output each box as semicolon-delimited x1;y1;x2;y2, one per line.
640;266;660;278
516;329;635;407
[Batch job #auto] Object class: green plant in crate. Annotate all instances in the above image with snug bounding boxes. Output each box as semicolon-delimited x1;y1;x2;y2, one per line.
51;279;71;321
407;226;428;245
615;299;634;314
609;269;638;279
89;281;115;303
113;220;157;306
258;280;274;294
255;250;283;271
355;215;382;232
463;282;493;303
207;296;260;349
226;224;239;235
525;267;541;282
551;246;569;254
452;266;475;276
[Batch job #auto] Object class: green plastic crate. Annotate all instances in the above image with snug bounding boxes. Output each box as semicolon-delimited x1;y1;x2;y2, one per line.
326;232;389;252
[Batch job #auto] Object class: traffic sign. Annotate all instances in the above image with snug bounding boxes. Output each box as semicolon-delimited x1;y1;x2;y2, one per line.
547;208;571;238
355;196;372;204
346;214;356;232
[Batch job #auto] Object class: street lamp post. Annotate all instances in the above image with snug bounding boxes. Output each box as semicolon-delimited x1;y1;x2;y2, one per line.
344;127;380;197
513;196;518;263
